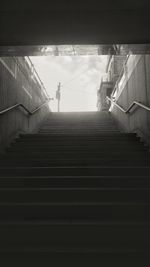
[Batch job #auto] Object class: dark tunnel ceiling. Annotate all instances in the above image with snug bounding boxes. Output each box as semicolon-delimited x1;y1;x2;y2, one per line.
0;1;150;46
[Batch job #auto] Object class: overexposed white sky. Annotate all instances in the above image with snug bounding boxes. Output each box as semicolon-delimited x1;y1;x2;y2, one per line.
30;56;107;112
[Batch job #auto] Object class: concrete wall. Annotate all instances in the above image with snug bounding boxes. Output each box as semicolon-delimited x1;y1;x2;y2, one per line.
111;55;150;145
0;57;51;152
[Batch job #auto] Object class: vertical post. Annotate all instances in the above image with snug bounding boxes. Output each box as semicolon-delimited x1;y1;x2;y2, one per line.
58;94;60;113
56;82;61;112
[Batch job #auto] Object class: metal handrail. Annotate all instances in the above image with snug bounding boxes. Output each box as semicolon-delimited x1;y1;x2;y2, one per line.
106;96;150;113
0;98;53;116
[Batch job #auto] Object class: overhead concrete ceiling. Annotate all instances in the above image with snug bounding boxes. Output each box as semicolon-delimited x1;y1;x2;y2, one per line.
0;1;150;47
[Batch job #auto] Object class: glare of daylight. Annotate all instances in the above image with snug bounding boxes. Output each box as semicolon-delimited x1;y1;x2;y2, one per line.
30;56;107;112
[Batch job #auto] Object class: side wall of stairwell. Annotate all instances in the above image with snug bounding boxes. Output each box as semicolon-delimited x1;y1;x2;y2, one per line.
110;55;150;146
0;57;51;153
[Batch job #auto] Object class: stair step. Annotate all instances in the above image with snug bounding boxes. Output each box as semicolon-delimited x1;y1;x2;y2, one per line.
14;140;143;146
0;176;150;187
0;188;149;202
19;133;136;138
0;167;149;176
0;255;148;266
38;131;120;134
4;153;149;159
39;129;120;132
1;159;149;167
0;244;149;254
14;136;143;141
8;147;148;154
15;141;143;147
0;203;149;221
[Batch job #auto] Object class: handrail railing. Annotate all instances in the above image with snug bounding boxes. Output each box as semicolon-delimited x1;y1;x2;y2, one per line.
106;96;150;113
0;98;53;116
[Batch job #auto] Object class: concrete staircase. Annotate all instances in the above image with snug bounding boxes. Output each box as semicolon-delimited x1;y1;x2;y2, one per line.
0;111;150;265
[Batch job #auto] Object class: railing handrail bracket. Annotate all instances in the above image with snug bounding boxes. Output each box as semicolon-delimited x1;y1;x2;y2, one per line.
106;96;150;114
0;98;53;116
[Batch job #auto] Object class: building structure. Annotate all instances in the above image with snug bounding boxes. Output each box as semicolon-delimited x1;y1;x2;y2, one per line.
97;55;127;111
